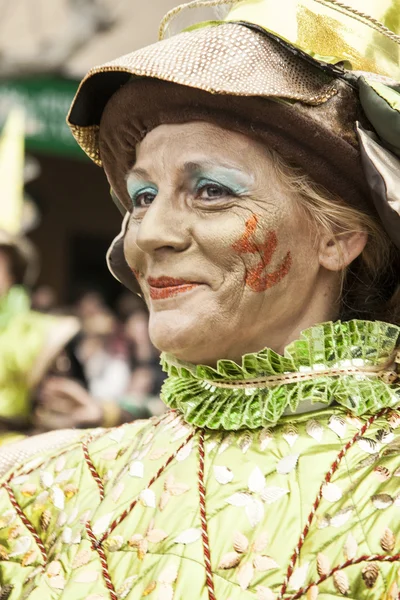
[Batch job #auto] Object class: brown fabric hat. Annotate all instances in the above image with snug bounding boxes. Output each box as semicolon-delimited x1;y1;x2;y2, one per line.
99;74;370;215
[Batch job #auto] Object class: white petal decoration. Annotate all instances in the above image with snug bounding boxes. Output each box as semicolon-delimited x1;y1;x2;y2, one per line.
282;426;299;448
288;562;310;591
47;561;62;576
48;575;66;590
333;570;350;594
330;507;354;528
238;433;253;454
372;493;394;510
140;489;156;508
149;448;168;461
80;510;92;524
158;564;178;584
248;466;266;494
237;561;254;590
102;449;119;461
138;444;152;461
67;508;79;525
9;535;32;557
377;429;394;444
328;416;347;439
246;498;265;528
233;531;249;554
256;586;276;600
157;583;173;600
55;469;76;484
92;513;113;536
306;420;324;442
253;532;269;553
344;533;358;560
55;455;67;473
259;429;273;451
317;553;331;576
25;457;42;471
117;576;139;599
218;434;234;455
72;532;82;544
218;551;242;569
173;528;201;544
62;527;72;544
357;437;379;455
72;550;91;568
207;440;218;452
0;510;16;528
214;466;234;485
147;529;168;544
51;486;65;510
261;487;289;505
34;490;49;506
277;454;299;475
74;571;99;583
129;461;144;478
173;425;192;441
226;492;251;507
168;481;190;496
12;476;29;485
307;584;319;600
109;428;125;443
253;555;279;572
40;471;54;489
322;482;343;502
112;482;125;503
176;439;193;462
57;511;67;527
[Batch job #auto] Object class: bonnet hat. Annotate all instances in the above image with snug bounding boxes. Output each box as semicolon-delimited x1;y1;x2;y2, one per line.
67;0;400;293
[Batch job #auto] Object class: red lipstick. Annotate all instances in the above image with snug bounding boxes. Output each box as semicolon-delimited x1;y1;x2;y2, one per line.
147;276;199;300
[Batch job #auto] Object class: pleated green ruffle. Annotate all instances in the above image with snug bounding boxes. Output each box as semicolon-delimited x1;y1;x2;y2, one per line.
160;320;400;430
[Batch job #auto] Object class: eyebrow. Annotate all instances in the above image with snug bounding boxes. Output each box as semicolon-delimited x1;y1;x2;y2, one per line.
127;161;248;180
127;167;151;180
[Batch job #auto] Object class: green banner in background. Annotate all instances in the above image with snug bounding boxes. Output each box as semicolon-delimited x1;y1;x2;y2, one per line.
0;77;85;158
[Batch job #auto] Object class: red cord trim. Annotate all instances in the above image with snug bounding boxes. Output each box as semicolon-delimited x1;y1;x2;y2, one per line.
198;430;217;600
288;552;400;599
97;430;196;545
82;441;105;501
4;482;47;563
280;409;387;597
86;522;118;600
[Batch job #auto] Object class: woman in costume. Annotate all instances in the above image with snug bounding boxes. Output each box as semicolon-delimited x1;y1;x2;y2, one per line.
0;1;399;598
0;110;83;442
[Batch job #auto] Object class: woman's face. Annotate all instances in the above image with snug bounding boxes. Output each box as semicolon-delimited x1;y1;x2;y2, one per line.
122;122;334;365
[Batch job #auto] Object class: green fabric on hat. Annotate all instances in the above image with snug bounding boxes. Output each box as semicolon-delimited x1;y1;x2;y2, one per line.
359;78;400;157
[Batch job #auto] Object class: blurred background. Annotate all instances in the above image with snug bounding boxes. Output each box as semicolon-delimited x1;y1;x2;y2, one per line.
0;0;177;302
0;0;181;439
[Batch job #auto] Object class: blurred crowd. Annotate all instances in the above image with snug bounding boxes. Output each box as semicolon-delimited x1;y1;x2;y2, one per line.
31;284;166;431
0;108;166;444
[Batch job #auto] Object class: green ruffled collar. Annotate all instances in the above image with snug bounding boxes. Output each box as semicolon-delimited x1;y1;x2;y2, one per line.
160;320;400;430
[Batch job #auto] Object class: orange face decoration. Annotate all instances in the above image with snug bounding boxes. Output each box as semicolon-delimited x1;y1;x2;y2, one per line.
232;215;292;292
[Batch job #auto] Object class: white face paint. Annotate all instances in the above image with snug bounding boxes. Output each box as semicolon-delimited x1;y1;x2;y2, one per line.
122;121;339;365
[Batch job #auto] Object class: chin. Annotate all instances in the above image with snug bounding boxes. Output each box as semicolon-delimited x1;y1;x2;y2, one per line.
148;309;217;364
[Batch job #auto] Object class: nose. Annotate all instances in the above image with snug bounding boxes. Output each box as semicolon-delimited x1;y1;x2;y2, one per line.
134;193;190;255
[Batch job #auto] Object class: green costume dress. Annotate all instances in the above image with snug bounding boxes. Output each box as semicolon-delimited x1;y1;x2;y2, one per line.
0;287;80;443
0;320;399;599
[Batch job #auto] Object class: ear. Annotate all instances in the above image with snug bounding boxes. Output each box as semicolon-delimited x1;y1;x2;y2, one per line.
318;231;368;271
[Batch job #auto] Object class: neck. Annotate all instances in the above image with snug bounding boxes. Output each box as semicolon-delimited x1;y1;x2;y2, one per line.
216;273;341;365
